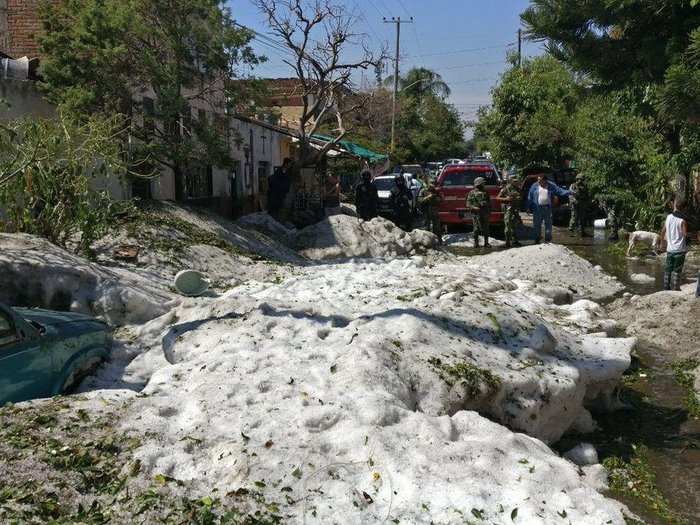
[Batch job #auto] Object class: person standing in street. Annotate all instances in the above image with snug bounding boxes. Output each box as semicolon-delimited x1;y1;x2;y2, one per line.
496;176;522;248
420;182;443;245
568;173;590;237
355;170;378;221
466;177;492;248
390;174;414;231
527;174;571;244
268;158;292;219
660;200;689;291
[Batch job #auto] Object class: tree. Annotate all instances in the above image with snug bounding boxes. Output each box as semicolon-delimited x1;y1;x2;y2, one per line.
39;0;261;201
574;93;671;229
0;114;128;256
522;0;700;206
474;55;579;169
384;67;451;101
254;0;386;166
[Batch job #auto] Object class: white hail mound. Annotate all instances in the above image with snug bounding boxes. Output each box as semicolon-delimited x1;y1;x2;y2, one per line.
89;257;634;524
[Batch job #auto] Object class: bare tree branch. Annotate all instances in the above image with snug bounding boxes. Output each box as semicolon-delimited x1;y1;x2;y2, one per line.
254;0;387;165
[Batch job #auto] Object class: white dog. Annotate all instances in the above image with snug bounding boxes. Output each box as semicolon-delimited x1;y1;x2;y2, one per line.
627;230;660;256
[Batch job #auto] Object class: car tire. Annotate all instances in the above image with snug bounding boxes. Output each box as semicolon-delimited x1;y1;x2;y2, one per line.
61;356;103;394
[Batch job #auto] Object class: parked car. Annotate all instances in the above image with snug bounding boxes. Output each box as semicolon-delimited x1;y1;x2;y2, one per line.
435;162;504;228
374;174;420;218
0;303;110;405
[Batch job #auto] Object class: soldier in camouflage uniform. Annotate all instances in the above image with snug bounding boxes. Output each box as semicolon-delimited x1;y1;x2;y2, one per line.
420;183;443;245
466;177;492;248
568;173;590;236
496;176;522;248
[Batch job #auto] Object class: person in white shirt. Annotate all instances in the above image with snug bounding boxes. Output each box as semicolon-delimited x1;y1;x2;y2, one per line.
660;200;688;291
527;174;571;243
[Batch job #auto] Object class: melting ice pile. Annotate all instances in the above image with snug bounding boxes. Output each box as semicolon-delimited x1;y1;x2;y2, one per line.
98;256;635;524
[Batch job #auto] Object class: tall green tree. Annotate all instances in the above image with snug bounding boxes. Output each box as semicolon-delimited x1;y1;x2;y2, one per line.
522;0;700;205
475;55;579;169
391;67;466;162
39;0;261;200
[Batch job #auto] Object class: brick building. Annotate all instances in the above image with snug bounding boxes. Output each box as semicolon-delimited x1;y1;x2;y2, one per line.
0;0;57;59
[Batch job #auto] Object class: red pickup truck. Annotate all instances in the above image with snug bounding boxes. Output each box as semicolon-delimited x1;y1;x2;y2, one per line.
436;163;504;228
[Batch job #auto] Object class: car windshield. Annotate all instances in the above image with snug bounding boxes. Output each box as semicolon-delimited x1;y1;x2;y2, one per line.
374;178;396;191
441;168;498;187
402;165;422;175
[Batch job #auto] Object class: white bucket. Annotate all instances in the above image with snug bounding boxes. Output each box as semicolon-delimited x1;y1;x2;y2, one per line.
593;218;608;229
174;270;210;297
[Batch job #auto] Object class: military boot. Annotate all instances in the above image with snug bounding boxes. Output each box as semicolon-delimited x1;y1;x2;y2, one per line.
663;272;672;290
671;272;682;291
505;240;512;248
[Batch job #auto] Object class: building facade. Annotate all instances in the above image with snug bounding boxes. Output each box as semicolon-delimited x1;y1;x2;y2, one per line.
0;0;58;59
0;1;296;218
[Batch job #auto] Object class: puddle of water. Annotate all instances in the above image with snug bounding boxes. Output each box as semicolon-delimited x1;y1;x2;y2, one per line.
447;221;699;297
557;345;700;525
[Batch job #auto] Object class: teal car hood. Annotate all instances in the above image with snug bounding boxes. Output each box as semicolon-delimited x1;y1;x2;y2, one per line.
15;309;108;340
15;308;100;327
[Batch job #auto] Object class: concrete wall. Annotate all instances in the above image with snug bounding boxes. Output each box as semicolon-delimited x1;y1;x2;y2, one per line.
0;79;54;120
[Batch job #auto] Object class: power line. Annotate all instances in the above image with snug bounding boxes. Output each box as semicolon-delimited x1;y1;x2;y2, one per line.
446;77;498;85
405;60;507;72
349;0;383;43
366;0;388;18
407;43;515;58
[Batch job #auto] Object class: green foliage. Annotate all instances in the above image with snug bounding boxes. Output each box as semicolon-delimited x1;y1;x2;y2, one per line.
0;114;128;256
427;357;500;395
521;0;700;213
475;55;579;169
0;398;283;524
604;446;687;524
574;93;671;229
671;359;700;418
38;0;261;200
393;68;467;162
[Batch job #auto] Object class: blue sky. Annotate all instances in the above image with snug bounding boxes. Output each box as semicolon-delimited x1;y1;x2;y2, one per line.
227;0;542;122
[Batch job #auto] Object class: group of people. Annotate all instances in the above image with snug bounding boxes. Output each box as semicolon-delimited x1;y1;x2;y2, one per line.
356;169;698;297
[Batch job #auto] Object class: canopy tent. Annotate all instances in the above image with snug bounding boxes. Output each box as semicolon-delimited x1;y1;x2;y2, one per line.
311;134;388;163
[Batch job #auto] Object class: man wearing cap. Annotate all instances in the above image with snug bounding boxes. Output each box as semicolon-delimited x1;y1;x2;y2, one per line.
466;177;492;248
355;170;378;221
496;176;522;248
527;174;571;243
568;173;590;237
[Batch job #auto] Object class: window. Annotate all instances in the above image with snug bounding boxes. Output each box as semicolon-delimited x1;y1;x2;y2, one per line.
373;178;396;191
258;161;270;193
186;164;213;199
0;310;18;348
442;168;499;187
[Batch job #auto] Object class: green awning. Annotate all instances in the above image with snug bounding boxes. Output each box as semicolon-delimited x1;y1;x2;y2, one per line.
311;134;388;163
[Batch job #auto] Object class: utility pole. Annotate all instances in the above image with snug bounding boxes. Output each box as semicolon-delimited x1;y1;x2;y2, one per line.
517;28;522;68
383;16;413;154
